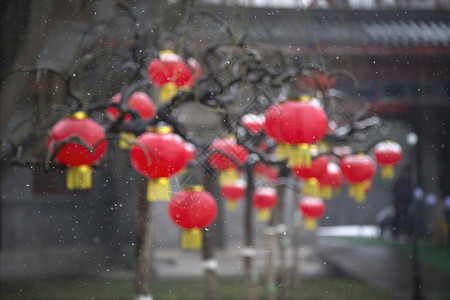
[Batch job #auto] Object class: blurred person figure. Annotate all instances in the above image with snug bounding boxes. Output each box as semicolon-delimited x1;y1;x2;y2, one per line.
392;168;413;238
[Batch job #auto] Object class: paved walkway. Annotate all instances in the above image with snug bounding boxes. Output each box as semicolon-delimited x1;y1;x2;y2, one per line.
317;234;450;300
150;226;450;300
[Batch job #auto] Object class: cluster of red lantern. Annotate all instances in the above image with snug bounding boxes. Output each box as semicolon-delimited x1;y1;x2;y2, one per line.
106;91;156;149
252;186;278;221
299;196;326;230
264;96;328;168
340;154;376;203
130;126;192;201
373;141;403;179
147;50;201;103
220;179;247;210
168;186;217;249
208;136;248;186
254;162;279;183
47;111;107;190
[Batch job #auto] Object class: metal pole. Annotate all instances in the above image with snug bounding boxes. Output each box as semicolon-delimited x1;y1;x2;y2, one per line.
407;132;423;300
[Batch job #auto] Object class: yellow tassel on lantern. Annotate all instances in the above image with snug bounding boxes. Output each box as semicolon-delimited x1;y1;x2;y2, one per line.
276;143;289;161
119;131;137;149
257;208;271;221
349;182;366;203
219;168;238;186
160;82;178;103
226;200;239;211
181;228;203;249
319;186;333;200
66;165;93;190
289;143;311;168
304;218;317;230
147;177;171;201
302;178;320;197
380;165;395;179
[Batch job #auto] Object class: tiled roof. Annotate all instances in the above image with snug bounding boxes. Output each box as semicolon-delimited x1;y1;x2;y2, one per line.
199;6;450;54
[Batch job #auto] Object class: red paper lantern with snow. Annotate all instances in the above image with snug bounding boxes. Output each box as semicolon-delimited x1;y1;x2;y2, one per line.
318;162;343;199
264;96;328;168
208;136;248;186
147;50;201;103
178;142;197;175
340;154;376;203
130;127;190;201
292;155;328;197
299;196;326;230
168;186;217;249
241;113;265;135
252;186;278;221
47;111;107;190
373;141;403;179
220;179;247;210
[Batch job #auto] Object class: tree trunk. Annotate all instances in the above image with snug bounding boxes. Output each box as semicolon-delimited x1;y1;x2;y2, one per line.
203;169;219;300
266;170;288;300
243;162;258;300
290;180;302;287
265;223;277;300
276;183;288;300
202;227;219;300
134;177;153;299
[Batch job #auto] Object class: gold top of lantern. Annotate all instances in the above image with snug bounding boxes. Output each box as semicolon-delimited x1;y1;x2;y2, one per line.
156;126;173;134
159;49;174;56
71;111;87;120
299;95;311;102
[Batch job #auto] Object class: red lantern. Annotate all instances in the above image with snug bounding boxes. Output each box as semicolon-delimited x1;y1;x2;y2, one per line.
264;96;328;167
106;92;156;122
340;154;376;202
252;186;278;221
318;162;343;200
47;111;107;190
220;179;247;210
208;136;248;186
299;196;326;230
292;155;328;197
168;186;217;249
184;142;197;163
130;127;190;201
187;57;202;82
106;92;156;149
147;50;201;103
241;113;265;135
373;141;403;179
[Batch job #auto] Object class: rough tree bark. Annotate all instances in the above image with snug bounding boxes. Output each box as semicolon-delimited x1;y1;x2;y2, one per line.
134;177;153;300
265;216;277;300
203;168;219;300
265;167;289;300
243;162;258;300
